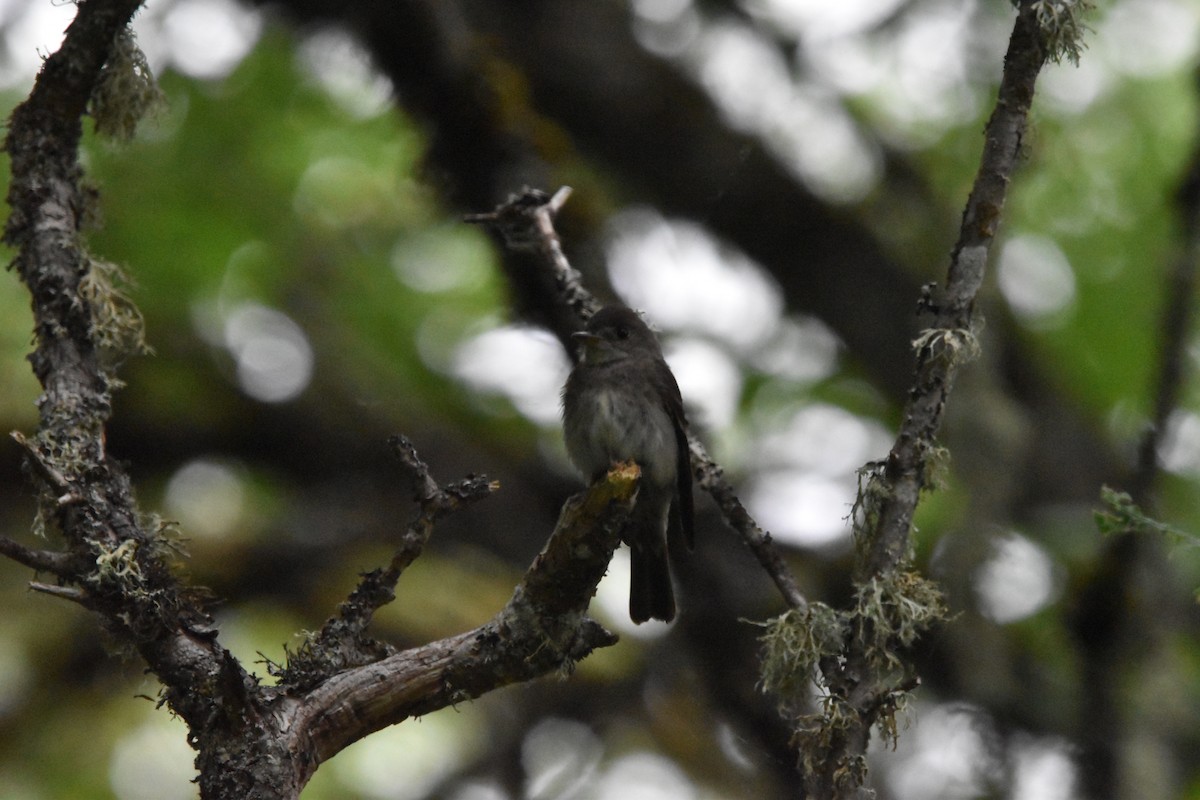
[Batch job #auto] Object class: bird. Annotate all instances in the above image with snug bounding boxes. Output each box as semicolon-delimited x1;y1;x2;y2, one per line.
561;306;693;623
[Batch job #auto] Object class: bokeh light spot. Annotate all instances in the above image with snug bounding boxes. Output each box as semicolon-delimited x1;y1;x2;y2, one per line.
1099;0;1200;77
0;0;77;89
997;235;1077;324
293;156;387;229
331;706;484;800
1159;410;1200;475
298;28;394;118
746;471;853;547
606;209;783;348
878;703;995;799
452;325;569;426
164;459;246;540
392;229;490;294
1011;735;1080;800
595;753;695;800
665;338;742;429
109;716;196;800
159;0;262;80
974;532;1058;624
224;304;314;403
594;549;673;640
522;718;603;800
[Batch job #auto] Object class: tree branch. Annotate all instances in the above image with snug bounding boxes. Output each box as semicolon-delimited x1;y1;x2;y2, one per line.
2;6;683;795
381;434;500;582
803;2;1061;795
278;436;501;689
860;1;1051;579
0;536;79;576
2;0;252;777
289;465;636;780
29;580;93;607
10;430;82;505
691;438;807;611
466;185;600;349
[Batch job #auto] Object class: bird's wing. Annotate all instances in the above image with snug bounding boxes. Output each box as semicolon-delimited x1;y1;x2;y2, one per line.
661;365;694;551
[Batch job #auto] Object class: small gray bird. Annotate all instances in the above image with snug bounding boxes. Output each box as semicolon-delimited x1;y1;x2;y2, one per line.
561;306;693;623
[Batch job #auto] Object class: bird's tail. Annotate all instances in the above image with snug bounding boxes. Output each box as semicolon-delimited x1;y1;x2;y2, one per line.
629;539;675;623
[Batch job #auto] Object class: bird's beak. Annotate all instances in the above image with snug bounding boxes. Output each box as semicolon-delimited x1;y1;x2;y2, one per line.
571;331;602;363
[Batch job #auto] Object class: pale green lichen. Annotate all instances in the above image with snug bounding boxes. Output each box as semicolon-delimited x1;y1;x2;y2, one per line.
792;694;869;796
777;571;946;786
1027;0;1095;66
854;571;948;673
1095;487;1200;600
849;461;893;559
80;256;151;365
874;689;912;750
758;604;847;710
912;327;981;367
31;502;51;540
89;26;164;140
94;538;142;583
924;445;952;493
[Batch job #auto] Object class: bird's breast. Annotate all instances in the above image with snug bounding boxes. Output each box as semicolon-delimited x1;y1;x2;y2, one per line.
566;376;676;488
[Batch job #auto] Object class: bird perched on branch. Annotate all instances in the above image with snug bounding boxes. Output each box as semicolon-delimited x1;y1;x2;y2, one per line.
562;306;693;623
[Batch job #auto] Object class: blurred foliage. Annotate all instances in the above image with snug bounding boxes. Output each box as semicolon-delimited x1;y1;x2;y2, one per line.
1007;70;1196;416
83;29;511;443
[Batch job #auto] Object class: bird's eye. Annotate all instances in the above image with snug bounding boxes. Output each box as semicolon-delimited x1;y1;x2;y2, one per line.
615;326;630;340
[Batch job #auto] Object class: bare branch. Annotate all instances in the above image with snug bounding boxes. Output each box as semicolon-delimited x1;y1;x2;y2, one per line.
467;186;599;334
0;536;78;576
855;0;1053;573
388;434;499;560
289;466;637;779
279;436;501;688
690;439;807;611
29;581;92;607
821;0;1051;577
381;433;498;590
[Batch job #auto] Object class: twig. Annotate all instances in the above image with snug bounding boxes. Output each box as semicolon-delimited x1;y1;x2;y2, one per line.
392;432;441;501
29;581;92;607
0;536;77;576
290;467;637;777
466;187;600;330
468;188;807;613
278;436;500;688
690;440;807;611
860;0;1053;577
374;435;498;613
11;431;81;505
380;435;498;583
